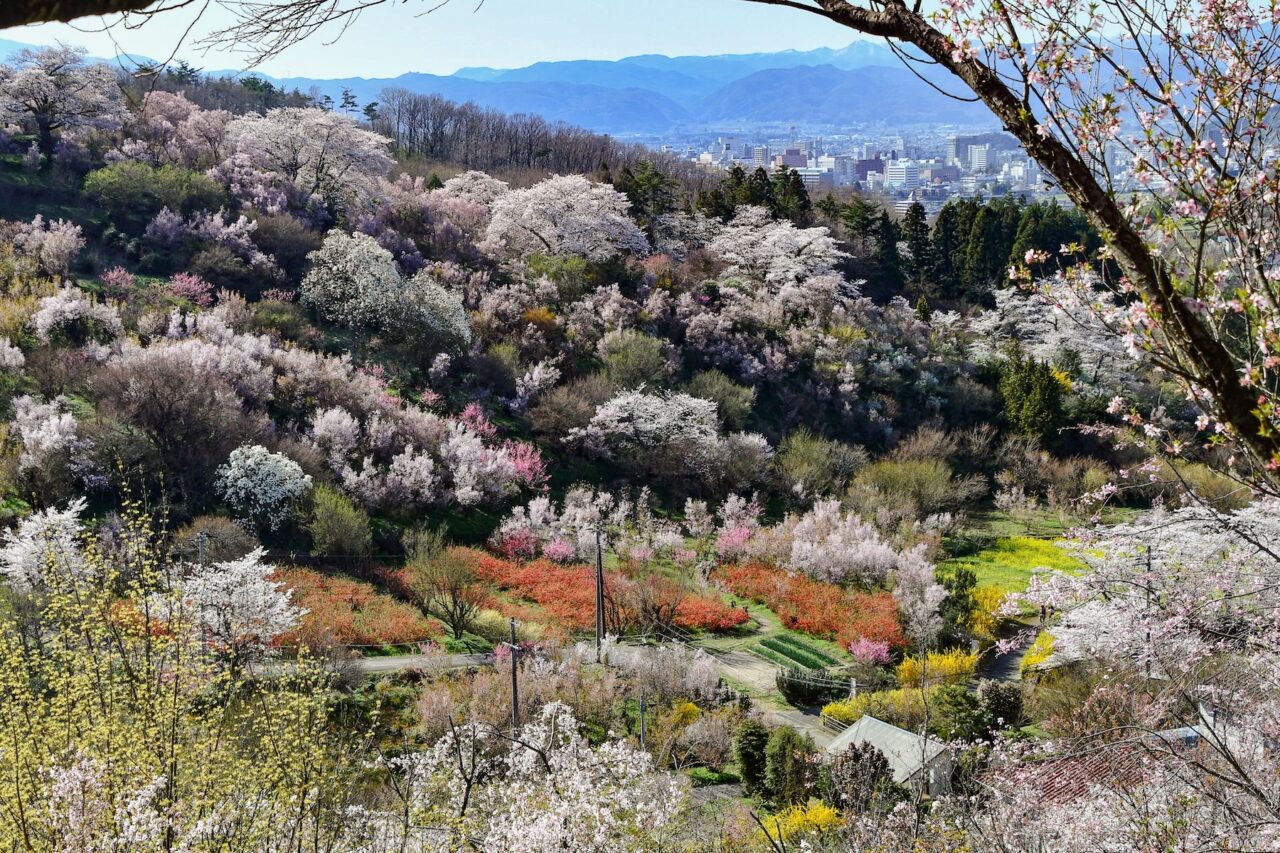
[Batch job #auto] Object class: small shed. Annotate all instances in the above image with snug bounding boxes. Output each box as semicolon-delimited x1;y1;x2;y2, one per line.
825;715;953;795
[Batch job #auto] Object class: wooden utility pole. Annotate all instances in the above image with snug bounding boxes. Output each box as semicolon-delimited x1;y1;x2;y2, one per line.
639;695;647;752
509;618;520;730
595;527;605;663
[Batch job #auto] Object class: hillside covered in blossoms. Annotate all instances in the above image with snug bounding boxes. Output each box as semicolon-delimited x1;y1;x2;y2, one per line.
0;16;1278;849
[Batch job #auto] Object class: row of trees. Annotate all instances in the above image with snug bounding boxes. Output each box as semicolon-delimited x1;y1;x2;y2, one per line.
372;88;705;183
836;195;1101;306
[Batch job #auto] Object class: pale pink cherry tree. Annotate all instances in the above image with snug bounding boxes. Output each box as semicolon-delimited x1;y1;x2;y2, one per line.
707;204;847;287
485;174;649;261
225;107;393;211
0;46;125;161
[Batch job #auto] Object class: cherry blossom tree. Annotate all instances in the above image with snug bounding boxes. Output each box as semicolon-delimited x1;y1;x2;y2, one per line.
172;548;301;663
367;702;688;851
486;174;648;261
0;46;125;161
708;205;847;287
0;498;88;593
14;216;86;277
225;107;393;211
439;169;510;207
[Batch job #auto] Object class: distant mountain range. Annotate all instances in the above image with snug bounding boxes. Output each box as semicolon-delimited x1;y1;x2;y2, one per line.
1;37;996;135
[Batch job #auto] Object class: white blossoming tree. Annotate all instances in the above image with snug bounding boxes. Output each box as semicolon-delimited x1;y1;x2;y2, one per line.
215;445;313;531
0;45;125;161
0;499;89;593
708;205;847;287
486;174;648;261
173;548;301;664
224;107;393;210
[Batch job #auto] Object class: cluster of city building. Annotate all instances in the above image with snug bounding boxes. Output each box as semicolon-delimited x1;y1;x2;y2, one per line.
679;128;1097;212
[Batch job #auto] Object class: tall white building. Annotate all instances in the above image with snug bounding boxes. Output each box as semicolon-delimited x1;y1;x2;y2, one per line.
969;144;991;172
885;160;920;190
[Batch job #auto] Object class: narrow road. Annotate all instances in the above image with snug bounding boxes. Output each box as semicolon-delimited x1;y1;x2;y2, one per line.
354;652;493;673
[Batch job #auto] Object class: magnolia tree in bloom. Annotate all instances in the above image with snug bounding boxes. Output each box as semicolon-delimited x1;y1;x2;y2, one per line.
215;444;313;531
485;174;648;261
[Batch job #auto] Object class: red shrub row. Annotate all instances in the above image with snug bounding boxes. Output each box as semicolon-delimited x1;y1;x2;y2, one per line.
715;562;906;649
468;550;747;634
273;567;440;647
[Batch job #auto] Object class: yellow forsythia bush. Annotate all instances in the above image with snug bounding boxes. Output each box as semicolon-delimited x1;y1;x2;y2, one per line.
822;686;937;730
758;802;843;844
970;585;1006;641
1021;631;1056;672
895;648;978;687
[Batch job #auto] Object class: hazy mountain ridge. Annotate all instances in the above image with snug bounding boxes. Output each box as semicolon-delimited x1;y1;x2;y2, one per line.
0;37;994;133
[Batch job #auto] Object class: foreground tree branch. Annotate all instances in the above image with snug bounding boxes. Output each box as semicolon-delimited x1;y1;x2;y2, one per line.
3;0;164;28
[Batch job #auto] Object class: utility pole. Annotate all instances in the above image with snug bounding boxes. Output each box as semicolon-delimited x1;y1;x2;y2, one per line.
595;527;605;663
197;531;207;567
508;618;520;731
639;695;647;752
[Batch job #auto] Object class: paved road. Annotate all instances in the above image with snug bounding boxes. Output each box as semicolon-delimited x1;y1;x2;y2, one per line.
354;652;493;673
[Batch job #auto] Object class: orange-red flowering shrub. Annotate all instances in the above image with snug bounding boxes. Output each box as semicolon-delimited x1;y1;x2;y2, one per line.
463;549;747;633
273;566;440;646
674;596;750;631
715;562;906;649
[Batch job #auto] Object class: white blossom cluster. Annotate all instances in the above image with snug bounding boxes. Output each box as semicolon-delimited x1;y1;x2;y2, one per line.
170;548;302;658
365;702;687;852
707;205;847;287
486;174;648;261
215;445;313;531
13;215;86;276
224;107;393;209
0;498;89;593
9;394;84;472
30;286;123;345
300;231;471;348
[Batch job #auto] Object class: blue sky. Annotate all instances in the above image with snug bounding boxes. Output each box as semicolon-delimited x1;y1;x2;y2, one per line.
2;0;871;78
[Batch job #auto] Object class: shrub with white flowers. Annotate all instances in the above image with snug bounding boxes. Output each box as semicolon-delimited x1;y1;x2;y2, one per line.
13;215;86;275
300;230;403;329
9;394;83;471
215;445;313;531
31;286;123;345
575;389;724;476
172;548;301;660
0;498;89;593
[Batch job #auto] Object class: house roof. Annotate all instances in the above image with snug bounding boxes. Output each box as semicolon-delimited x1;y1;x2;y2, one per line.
825;715;948;784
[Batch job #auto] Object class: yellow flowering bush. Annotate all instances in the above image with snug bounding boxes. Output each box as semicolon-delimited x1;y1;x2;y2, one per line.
758;801;843;845
823;686;937;730
895;648;978;687
1022;631;1057;671
970;585;1006;641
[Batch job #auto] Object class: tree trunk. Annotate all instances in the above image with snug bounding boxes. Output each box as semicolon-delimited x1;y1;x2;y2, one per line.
762;0;1280;474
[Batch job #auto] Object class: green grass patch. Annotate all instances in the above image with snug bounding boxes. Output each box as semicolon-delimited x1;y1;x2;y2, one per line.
757;637;835;670
939;536;1083;593
688;766;741;787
